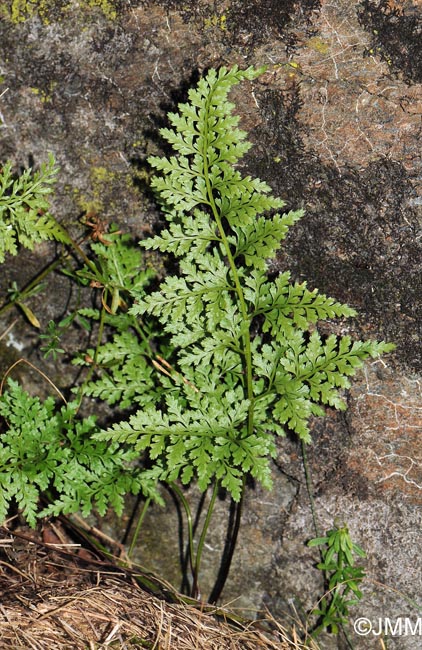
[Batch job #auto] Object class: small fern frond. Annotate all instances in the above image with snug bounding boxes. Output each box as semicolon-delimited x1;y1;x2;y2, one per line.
0;154;69;262
0;379;161;526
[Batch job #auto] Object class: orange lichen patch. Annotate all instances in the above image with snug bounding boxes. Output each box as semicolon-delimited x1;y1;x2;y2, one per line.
346;363;422;502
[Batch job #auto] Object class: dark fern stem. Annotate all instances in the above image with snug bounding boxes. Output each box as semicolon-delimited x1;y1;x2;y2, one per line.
208;479;245;604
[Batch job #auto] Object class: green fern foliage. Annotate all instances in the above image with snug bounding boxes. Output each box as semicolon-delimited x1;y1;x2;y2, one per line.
0;379;160;527
98;65;394;500
71;231;158;408
308;521;367;635
0;154;69;262
75;228;155;303
73;320;158;408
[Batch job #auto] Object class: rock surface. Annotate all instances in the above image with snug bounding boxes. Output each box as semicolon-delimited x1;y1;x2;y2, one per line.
0;1;421;648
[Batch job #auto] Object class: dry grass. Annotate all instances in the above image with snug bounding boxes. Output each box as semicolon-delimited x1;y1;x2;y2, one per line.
0;524;319;650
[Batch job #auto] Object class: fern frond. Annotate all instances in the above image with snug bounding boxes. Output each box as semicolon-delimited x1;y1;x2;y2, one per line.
272;332;395;441
135;254;234;330
0;380;161;526
216;174;285;227
77;230;154;295
77;330;156;408
0;154;69;262
130;64;395;495
98;388;274;500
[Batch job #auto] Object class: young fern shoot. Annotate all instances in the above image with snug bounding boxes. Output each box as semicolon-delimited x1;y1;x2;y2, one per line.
99;65;394;502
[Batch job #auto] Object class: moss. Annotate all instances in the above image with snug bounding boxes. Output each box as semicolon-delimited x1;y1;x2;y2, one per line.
1;0;120;24
30;81;57;104
73;164;134;219
0;0;71;23
4;0;50;23
306;36;330;54
90;166;117;184
204;13;227;31
73;188;103;216
85;0;117;20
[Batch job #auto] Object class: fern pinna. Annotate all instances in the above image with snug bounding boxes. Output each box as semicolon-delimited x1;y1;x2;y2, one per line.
0;154;69;262
98;66;394;500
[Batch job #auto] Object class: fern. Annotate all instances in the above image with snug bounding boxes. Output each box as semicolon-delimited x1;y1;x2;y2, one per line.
0;154;69;262
75;228;155;299
308;521;367;636
0;226;163;527
70;231;159;409
98;66;394;500
0;66;396;607
0;379;161;527
74;326;158;408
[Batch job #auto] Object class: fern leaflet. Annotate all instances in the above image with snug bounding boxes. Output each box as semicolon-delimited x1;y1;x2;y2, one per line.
0;154;69;262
